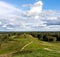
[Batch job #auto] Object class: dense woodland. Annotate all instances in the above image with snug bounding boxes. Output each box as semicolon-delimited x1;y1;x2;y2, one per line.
0;32;60;43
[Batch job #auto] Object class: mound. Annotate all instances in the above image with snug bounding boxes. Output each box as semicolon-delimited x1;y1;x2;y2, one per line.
0;33;40;54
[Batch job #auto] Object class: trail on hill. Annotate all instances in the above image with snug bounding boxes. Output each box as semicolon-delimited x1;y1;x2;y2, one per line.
0;41;33;57
20;41;33;51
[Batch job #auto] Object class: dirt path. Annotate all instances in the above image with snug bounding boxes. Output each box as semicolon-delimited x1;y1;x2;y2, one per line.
0;41;33;57
20;41;33;51
44;48;52;51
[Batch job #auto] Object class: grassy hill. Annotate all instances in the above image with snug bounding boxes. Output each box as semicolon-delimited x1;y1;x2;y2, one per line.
0;33;60;57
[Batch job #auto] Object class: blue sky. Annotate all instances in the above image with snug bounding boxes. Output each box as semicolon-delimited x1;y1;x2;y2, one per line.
43;0;60;10
0;0;60;31
3;0;60;10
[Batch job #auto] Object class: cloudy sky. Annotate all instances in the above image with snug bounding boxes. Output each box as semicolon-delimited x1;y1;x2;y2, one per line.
0;0;60;31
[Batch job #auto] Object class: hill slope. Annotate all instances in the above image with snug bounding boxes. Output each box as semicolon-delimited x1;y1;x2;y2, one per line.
0;33;60;57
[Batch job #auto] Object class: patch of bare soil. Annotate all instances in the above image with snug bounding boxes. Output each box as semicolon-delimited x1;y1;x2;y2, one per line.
44;48;52;51
56;51;60;53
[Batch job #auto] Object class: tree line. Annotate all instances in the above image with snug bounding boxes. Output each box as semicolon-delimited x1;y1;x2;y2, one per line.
0;32;60;47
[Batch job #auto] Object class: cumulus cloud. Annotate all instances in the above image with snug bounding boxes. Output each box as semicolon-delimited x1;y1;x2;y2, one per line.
28;1;43;15
0;0;60;31
0;1;21;16
0;1;25;30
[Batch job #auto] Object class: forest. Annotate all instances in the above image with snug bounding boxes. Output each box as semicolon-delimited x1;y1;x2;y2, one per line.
0;32;60;43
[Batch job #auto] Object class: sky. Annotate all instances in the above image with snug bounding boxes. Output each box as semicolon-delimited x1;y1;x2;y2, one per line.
0;0;60;31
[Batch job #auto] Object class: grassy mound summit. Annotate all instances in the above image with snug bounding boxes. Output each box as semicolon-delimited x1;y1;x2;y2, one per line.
0;33;60;57
0;33;40;54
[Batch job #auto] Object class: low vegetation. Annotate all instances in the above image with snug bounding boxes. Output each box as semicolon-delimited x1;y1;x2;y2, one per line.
0;32;60;57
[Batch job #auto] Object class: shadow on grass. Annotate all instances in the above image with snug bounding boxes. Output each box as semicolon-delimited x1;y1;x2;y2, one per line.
13;50;32;55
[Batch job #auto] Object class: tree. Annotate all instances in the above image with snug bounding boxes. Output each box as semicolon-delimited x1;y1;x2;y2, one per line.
0;34;9;48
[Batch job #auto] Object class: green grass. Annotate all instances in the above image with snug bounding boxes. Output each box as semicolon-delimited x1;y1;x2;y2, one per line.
12;41;60;57
12;34;60;57
13;49;60;57
0;34;36;54
0;33;60;57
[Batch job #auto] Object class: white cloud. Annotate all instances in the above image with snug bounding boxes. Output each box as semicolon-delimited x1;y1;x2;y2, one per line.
34;15;40;20
0;1;60;31
47;17;57;20
0;1;20;16
6;27;13;30
0;21;2;25
2;24;7;28
28;1;43;15
45;25;60;31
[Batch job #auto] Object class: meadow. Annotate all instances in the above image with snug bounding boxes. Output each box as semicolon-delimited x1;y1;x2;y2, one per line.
0;32;60;57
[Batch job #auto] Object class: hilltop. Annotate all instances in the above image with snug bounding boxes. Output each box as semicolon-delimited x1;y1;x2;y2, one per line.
0;33;60;57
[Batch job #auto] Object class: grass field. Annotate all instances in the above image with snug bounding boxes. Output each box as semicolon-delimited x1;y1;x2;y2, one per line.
12;42;60;57
0;33;60;57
